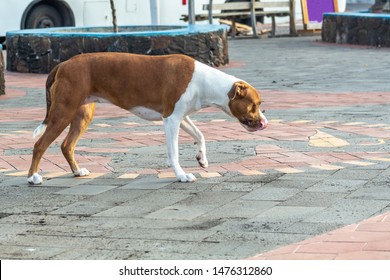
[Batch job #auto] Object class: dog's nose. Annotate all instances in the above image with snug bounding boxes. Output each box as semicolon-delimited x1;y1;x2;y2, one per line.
261;118;268;129
259;110;268;129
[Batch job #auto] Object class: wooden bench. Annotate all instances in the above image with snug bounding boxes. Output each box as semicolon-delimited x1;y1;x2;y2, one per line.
0;44;5;95
203;0;296;38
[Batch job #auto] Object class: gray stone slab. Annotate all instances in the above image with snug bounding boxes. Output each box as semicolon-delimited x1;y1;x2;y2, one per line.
250;206;325;223
84;189;150;205
43;178;93;187
2;234;109;249
267;178;323;189
0;177;29;187
285;222;345;236
348;186;390;200
109;227;215;242
241;186;301;201
145;191;245;220
120;177;175;190
175;191;245;207
210;182;257;192
55;185;119;195
280;191;347;207
0;224;35;239
0;245;66;260
51;248;144;260
94;190;192;218
0;214;79;226
67;216;194;230
304;199;390;224
145;204;216;221
329;169;383;180
49;200;116;216
205;200;279;219
21;224;111;238
305;179;367;193
205;229;310;246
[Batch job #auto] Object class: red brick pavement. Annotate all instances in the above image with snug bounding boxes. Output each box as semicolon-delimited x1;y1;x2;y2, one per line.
2;71;390;174
249;212;390;260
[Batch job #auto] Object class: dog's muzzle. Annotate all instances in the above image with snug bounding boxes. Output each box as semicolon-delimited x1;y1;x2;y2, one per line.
240;111;268;132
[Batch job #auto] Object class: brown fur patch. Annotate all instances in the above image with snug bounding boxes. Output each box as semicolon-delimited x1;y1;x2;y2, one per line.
54;53;195;118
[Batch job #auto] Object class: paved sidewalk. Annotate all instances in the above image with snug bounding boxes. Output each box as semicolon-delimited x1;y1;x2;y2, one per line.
1;36;390;259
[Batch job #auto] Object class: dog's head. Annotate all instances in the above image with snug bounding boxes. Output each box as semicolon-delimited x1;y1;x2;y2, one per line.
228;81;268;132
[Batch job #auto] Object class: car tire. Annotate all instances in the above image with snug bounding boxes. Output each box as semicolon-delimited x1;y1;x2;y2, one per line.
25;4;63;29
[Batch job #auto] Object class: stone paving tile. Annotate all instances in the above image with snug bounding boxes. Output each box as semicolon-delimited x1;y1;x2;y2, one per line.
119;177;175;190
305;179;367;193
250;206;326;223
304;199;389;225
241;186;301;201
0;245;67;260
145;191;245;221
54;185;119;196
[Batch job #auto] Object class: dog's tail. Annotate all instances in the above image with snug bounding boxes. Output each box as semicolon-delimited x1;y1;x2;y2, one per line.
33;64;60;139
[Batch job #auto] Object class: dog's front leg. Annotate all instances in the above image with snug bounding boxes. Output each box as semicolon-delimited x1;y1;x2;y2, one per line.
163;116;196;182
180;116;208;168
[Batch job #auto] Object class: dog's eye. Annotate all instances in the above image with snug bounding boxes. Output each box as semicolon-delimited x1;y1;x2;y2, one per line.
251;104;257;113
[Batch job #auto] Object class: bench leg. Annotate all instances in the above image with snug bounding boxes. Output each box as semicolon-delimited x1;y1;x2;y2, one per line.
270;16;276;37
0;45;5;96
231;17;237;38
250;0;258;38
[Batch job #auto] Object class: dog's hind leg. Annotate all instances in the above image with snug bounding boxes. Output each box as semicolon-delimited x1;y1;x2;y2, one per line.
28;111;76;185
61;103;96;177
180;116;208;168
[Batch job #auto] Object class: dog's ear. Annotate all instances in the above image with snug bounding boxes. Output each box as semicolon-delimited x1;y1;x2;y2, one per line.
229;81;248;100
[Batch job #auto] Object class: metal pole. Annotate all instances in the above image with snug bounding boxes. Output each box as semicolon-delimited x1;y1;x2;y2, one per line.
150;0;160;25
0;44;5;95
188;0;195;25
208;0;213;24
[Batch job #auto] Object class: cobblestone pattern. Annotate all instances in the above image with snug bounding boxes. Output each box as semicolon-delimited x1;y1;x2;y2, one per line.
1;37;390;260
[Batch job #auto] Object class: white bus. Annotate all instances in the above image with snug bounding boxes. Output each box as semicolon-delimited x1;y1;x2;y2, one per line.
0;0;223;39
0;0;346;41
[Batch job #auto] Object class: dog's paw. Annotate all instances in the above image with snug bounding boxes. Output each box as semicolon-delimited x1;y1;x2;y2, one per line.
74;168;90;177
27;173;43;185
196;153;208;168
177;173;197;183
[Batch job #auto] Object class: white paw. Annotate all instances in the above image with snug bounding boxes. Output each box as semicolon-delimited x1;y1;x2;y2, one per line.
177;173;197;183
74;168;90;177
27;173;42;185
196;153;208;168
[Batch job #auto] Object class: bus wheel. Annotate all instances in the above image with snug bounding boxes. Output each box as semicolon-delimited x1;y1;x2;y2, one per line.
25;4;63;29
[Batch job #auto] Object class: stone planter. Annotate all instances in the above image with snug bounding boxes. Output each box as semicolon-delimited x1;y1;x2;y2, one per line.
322;12;390;47
6;25;229;74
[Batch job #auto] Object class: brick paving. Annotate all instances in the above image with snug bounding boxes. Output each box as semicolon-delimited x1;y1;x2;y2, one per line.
250;212;390;260
1;36;390;260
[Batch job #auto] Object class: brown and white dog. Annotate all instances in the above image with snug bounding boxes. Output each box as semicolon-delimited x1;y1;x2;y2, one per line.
27;53;268;184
